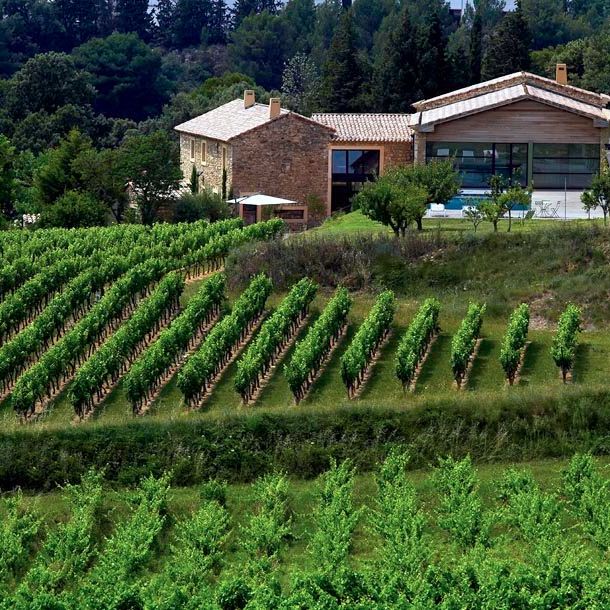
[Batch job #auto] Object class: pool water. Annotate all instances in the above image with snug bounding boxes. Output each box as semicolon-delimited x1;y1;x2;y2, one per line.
442;194;528;211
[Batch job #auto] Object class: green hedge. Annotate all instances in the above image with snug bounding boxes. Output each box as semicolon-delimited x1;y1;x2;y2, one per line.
2;388;610;490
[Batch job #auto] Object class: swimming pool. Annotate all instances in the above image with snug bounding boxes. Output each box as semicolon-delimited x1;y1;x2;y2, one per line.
442;194;528;211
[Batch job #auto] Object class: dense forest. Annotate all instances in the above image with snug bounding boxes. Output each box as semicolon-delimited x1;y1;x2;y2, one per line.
0;0;608;227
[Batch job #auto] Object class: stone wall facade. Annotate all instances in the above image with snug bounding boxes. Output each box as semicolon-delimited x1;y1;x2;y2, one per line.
179;133;233;196
231;114;333;208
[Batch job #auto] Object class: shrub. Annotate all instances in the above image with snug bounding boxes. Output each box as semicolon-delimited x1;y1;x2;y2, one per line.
173;190;231;223
38;190;107;228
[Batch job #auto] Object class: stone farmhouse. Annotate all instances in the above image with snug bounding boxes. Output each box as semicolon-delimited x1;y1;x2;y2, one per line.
175;66;610;225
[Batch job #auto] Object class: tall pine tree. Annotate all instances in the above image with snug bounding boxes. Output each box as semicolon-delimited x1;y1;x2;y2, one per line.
319;11;366;112
154;0;176;47
114;0;152;39
482;0;531;80
469;13;483;83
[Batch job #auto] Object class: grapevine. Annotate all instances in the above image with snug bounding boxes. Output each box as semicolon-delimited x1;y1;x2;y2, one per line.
550;303;582;382
68;272;184;418
124;273;226;414
234;277;318;403
341;290;395;398
177;273;273;408
395;298;440;390
450;302;486;388
284;287;352;403
499;303;530;385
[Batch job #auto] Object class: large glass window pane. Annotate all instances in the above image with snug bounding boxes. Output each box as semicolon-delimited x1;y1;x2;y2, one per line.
360;150;380;175
332;150;347;174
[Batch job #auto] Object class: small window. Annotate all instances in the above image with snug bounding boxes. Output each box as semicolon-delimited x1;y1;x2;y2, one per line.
201;140;207;165
190;138;195;161
222;146;227;171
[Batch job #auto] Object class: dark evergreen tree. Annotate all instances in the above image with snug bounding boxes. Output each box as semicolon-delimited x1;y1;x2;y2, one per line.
232;0;281;29
482;0;531;80
416;12;448;100
52;0;112;48
320;11;366;112
114;0;152;39
469;13;483;83
172;0;213;48
154;0;176;47
283;0;317;55
206;0;228;45
372;6;418;112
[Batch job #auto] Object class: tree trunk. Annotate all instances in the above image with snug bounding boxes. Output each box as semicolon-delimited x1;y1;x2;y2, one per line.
416;217;423;231
507;210;512;232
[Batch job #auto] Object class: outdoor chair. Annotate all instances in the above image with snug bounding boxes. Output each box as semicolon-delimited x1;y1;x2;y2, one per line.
429;203;448;218
549;202;561;219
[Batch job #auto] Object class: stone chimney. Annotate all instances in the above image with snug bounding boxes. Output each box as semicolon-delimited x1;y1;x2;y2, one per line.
244;90;255;109
556;63;568;85
269;98;281;119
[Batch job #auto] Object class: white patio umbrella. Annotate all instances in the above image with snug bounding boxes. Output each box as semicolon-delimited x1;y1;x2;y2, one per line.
227;194;297;206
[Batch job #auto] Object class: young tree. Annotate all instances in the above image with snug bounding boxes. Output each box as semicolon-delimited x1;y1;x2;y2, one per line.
407;160;461;230
582;160;610;226
319;11;366;112
354;168;429;237
117;131;183;225
189;165;200;194
498;184;532;232
482;0;531;80
479;199;503;232
463;204;484;233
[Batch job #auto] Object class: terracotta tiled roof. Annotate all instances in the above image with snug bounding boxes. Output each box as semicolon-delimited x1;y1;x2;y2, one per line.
411;83;609;130
311;113;413;142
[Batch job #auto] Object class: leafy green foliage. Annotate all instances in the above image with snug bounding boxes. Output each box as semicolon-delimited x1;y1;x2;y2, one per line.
340;290;395;396
284;286;352;402
499;303;530;384
550;303;582;382
450;302;486;388
433;455;491;547
0;491;41;592
395;297;440;390
178;273;273;407
235;277;317;402
68;272;185;418
125;273;226;413
173;190;232;223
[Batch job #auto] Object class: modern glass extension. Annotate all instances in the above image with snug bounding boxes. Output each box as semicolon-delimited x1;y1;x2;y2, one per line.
426;141;601;190
532;143;600;189
331;149;380;212
426;142;528;188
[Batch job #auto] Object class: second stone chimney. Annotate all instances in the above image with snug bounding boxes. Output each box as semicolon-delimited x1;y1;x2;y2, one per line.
244;90;255;109
269;98;281;119
556;63;568;85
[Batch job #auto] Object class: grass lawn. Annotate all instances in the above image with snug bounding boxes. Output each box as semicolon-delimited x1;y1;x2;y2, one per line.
313;210;598;236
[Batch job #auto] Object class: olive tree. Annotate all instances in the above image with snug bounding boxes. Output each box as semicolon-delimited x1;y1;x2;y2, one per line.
582;160;610;225
354;172;428;237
